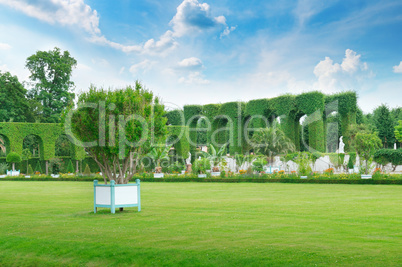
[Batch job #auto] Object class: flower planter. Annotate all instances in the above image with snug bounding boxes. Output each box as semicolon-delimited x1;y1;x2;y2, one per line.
181;170;185;175
94;179;141;214
0;175;6;178
211;172;220;177
361;174;372;179
198;174;207;178
51;174;60;178
25;176;31;178
154;173;164;178
300;176;308;179
348;169;354;174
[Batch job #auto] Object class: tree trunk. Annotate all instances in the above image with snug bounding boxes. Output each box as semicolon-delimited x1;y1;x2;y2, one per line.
45;161;49;175
12;163;15;171
76;160;79;173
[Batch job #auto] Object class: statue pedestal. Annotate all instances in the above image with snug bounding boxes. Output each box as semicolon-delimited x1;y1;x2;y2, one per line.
186;164;192;173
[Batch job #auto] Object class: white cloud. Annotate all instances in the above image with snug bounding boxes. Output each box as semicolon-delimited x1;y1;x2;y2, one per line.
313;49;369;93
0;0;100;35
129;60;156;75
393;61;402;73
170;0;226;37
178;71;209;85
0;43;12;50
220;26;236;39
177;57;203;69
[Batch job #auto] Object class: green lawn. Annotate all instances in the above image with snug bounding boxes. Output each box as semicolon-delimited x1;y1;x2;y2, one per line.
0;182;401;266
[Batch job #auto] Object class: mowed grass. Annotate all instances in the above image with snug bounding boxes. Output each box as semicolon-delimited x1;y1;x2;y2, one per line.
0;182;401;266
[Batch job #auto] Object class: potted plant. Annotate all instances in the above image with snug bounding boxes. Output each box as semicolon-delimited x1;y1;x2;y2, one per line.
148;145;172;178
6;152;21;176
295;152;312;179
347;156;354;173
201;144;227;176
355;133;382;179
193;157;211;178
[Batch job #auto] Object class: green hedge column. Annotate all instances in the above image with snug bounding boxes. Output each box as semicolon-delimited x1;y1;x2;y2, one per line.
184;105;203;162
296;92;326;152
216;102;245;155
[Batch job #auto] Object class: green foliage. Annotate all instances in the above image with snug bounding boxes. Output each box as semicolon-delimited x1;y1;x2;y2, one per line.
0;122;63;160
373;149;402;171
295;152;312;176
252;157;267;173
49;158;62;174
348;152;357;165
83;164;91;176
165;110;184;126
0;71;31;122
251;126;295;163
63;82;167;184
347;156;354;169
373;104;395;148
27;164;34;175
167;126;190;158
202;143;228;169
193;157;211;174
65;159;74;173
6;152;21;163
26;47;77;123
395;120;402;143
147;145;172;167
355;133;382;174
0;162;8;174
168;161;184;173
35;160;42;173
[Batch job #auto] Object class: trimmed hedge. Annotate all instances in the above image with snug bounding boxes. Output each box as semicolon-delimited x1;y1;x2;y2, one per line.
1;176;401;185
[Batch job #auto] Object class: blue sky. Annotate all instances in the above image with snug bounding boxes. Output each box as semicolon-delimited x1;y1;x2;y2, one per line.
0;0;401;113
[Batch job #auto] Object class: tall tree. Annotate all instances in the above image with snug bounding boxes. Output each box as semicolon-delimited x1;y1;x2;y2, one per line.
0;71;30;122
62;82;168;184
373;104;395;148
26;47;77;123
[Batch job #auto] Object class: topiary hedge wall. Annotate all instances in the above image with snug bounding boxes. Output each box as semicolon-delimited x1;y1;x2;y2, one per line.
181;91;357;155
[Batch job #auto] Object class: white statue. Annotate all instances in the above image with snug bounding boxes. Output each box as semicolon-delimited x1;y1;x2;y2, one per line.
339;136;345;153
186;152;191;165
395;143;397;150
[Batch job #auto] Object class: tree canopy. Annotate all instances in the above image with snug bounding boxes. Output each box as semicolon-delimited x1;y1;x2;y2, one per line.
26;47;77;123
0;71;30;122
63;82;167;184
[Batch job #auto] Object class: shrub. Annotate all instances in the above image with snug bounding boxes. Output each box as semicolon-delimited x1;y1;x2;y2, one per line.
220;170;226;178
193;158;211;174
83;164;91;176
65;159;75;173
6;152;21;163
295;152;312;176
27;164;34;175
6;152;21;171
35;160;42;174
0;162;8;174
347;156;354;169
252;158;267;173
168;161;184;173
373;149;402;172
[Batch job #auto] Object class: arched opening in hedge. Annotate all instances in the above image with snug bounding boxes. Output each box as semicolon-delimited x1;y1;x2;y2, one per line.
23;134;43;159
0;134;10;157
55;134;74;157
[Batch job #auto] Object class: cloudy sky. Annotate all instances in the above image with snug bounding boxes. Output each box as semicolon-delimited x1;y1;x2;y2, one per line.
0;0;401;113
